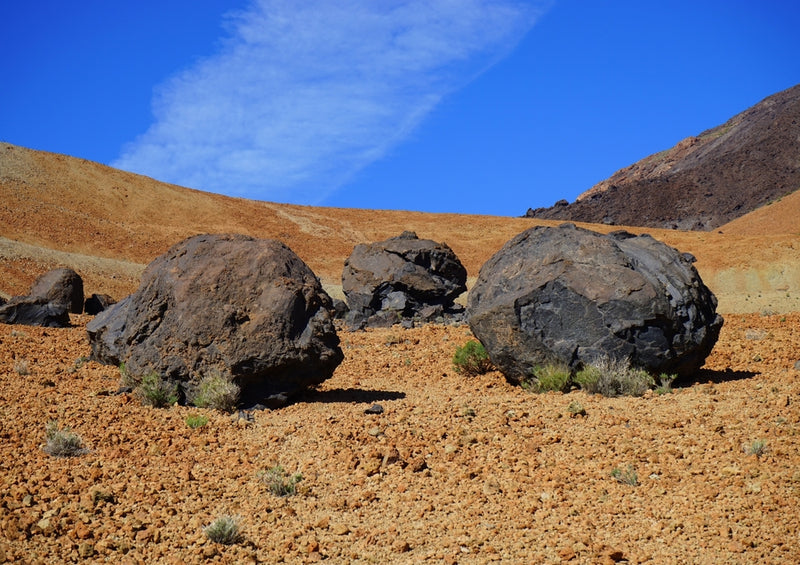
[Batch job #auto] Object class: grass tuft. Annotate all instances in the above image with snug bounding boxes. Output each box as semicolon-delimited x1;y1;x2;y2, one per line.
135;371;179;408
185;413;209;429
43;420;88;457
525;364;571;393
203;515;242;545
452;341;494;377
189;369;240;412
260;465;303;497
611;465;638;486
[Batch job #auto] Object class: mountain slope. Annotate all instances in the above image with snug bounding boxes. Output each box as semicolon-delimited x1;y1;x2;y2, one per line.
2;142;799;313
526;83;800;230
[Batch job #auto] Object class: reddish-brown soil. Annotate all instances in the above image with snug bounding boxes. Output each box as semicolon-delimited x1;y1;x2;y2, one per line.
1;143;800;563
1;314;799;564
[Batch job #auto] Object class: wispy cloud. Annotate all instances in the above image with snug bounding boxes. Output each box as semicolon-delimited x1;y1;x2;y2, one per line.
112;0;545;203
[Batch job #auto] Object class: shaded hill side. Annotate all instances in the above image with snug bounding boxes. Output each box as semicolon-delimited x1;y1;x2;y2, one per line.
526;83;800;230
2;142;800;314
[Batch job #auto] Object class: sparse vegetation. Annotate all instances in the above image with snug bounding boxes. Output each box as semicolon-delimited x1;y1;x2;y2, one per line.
189;369;240;412
260;465;303;497
611;465;638;486
14;360;30;375
744;439;768;458
567;401;587;417
92;490;116;505
203;515;242;545
42;420;88;457
526;363;571;393
135;371;179;408
574;356;653;397
185;413;209;429
452;340;494;377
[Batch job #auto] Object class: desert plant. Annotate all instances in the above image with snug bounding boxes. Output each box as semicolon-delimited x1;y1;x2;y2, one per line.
744;439;768;458
14;360;30;376
204;515;242;545
611;464;638;486
452;341;494;377
655;373;677;395
135;371;179;408
526;364;571;392
119;362;134;388
189;369;240;412
92;490;116;505
574;356;653;397
185;413;209;429
43;420;88;457
260;465;303;497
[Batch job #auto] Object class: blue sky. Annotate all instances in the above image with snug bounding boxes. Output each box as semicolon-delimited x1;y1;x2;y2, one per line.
2;1;799;216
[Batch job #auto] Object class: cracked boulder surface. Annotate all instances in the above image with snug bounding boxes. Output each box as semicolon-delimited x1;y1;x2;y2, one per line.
86;233;343;407
468;224;723;384
342;231;467;329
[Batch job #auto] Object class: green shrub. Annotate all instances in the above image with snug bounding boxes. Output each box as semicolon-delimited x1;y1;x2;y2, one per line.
260;465;303;497
185;413;209;429
526;364;571;393
452;341;494;377
135;371;179;408
43;421;88;457
574;356;653;397
189;370;240;412
204;515;242;545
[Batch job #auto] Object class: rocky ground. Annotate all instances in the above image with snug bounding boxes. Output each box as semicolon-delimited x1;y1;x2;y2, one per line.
1;313;799;564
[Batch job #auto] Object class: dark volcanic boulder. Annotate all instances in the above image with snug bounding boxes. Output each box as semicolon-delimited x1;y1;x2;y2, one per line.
0;268;83;327
86;234;344;406
468;224;723;383
0;297;70;327
342;231;467;329
84;293;116;315
29;268;84;314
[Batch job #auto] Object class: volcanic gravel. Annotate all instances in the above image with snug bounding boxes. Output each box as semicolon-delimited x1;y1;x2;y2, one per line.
1;314;799;564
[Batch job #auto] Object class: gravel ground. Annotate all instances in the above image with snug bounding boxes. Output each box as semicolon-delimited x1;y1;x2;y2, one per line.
1;313;799;564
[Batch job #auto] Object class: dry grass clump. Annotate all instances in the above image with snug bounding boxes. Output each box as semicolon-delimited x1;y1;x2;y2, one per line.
42;420;88;457
203;515;242;545
189;369;240;412
574;356;653;397
260;465;303;497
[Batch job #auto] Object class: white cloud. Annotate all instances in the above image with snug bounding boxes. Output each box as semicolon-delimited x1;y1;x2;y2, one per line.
112;0;545;203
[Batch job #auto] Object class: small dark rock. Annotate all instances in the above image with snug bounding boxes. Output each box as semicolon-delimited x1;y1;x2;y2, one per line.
365;403;384;415
84;293;116;315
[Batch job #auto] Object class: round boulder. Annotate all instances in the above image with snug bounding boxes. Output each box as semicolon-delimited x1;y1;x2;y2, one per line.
87;234;343;406
342;231;467;329
468;224;723;383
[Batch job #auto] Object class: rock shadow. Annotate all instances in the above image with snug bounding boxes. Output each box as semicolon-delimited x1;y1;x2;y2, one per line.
298;387;406;405
680;368;759;387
